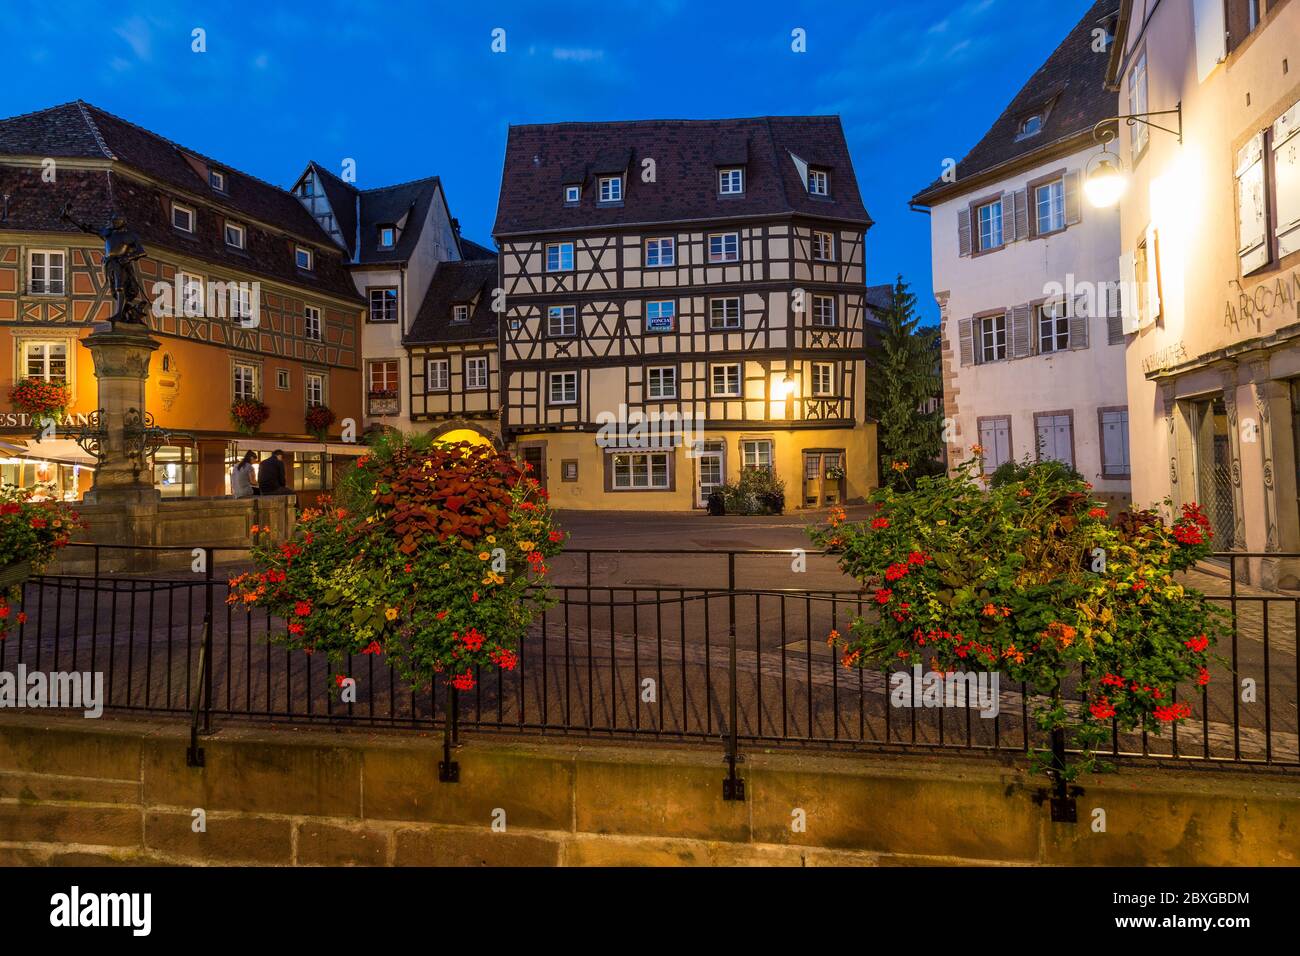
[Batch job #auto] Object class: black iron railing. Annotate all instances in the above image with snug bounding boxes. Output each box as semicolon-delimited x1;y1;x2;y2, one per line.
4;544;1298;782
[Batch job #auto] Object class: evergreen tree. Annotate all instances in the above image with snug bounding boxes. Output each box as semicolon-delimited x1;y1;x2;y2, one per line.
869;275;943;490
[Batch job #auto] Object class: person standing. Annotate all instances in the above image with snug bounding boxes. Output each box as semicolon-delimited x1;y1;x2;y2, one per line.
258;449;288;496
231;451;257;499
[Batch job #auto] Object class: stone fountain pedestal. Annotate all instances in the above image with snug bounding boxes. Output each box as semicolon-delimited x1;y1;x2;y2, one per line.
80;322;161;506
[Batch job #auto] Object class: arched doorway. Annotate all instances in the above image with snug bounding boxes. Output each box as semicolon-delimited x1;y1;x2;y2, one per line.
429;421;501;450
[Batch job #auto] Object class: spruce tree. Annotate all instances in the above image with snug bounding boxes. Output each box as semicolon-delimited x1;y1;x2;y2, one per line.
869;275;943;490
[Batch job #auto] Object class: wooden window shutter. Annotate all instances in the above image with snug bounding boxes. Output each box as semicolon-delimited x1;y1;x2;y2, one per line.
1010;305;1032;358
1145;224;1163;321
1274;101;1300;257
1014;189;1029;241
958;317;974;366
1001;193;1017;242
1069;294;1090;349
1236;131;1269;274
1119;252;1140;333
958;207;972;257
1064;171;1082;225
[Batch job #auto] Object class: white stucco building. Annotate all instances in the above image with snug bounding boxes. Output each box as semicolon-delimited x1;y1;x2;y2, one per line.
913;0;1132;506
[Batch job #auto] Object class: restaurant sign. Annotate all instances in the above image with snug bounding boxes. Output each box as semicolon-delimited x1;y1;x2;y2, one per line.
0;412;93;432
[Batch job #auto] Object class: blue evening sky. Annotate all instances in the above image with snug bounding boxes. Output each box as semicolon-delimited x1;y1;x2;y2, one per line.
4;0;1095;324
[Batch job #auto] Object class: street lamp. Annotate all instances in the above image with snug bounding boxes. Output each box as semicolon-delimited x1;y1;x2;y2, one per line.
1084;104;1183;209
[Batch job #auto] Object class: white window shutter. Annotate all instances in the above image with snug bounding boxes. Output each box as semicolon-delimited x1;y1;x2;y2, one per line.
1273;101;1300;258
958;317;974;366
958;207;972;257
1193;0;1227;83
1145;224;1162;323
1014;189;1029;240
1119;253;1139;333
1001;193;1017;242
1010;304;1032;358
1069;294;1089;349
1064;171;1082;225
1236;131;1269;274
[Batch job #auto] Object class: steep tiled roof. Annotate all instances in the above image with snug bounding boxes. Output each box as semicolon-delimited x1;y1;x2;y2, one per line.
459;236;496;260
300;162;445;266
494;116;872;236
865;283;894;315
406;259;499;344
911;0;1120;206
0;102;360;300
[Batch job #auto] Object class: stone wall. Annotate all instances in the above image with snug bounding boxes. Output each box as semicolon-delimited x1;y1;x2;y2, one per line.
0;715;1295;866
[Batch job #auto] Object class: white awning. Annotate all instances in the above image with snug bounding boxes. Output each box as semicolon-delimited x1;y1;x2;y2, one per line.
4;438;97;466
228;438;368;458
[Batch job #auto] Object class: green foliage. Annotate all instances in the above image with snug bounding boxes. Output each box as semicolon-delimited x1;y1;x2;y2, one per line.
809;453;1224;782
0;488;85;634
869;276;943;489
989;456;1083;489
715;467;786;515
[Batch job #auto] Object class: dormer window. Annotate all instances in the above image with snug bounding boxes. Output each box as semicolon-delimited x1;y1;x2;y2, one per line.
719;168;744;195
1018;114;1044;138
209;169;226;192
452;304;469;323
172;202;195;233
807;169;829;196
224;221;246;249
599;176;623;203
564;184;581;204
296;246;314;271
378;226;396;248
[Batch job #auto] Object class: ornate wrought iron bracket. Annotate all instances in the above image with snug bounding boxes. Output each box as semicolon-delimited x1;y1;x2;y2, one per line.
124;407;186;467
1092;103;1183;145
34;409;108;464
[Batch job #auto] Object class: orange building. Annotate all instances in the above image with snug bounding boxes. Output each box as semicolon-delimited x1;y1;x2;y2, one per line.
0;102;365;503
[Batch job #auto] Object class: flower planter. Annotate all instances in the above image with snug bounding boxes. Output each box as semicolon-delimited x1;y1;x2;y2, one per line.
0;560;32;590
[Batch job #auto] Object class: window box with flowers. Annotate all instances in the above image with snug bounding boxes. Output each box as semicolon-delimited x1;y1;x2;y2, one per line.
228;435;566;697
810;452;1224;791
9;377;72;428
230;399;270;436
367;389;399;416
305;404;336;440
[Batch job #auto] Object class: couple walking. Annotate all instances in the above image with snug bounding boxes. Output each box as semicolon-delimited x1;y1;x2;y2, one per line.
231;450;289;498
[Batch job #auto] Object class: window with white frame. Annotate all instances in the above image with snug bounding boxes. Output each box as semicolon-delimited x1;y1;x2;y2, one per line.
599;176;622;202
645;237;675;267
1129;50;1149;157
711;363;741;397
224;221;246;249
719;168;744;194
977;200;1003;251
275;368;290;390
812;295;836;327
1037;300;1070;353
368;359;399;395
369;288;398;323
233;362;258;401
807;169;829;195
209;169;226;191
1035;179;1065;235
610;451;671;490
172;203;194;233
549;370;577;404
708;232;739;263
646;300;675;332
178;273;204;317
295;246;314;271
304;306;322;341
564;184;581;204
466;356;489;390
378;226;396;248
811;231;834;260
546;242;574;272
548;305;577;337
979;314;1007;363
305;372;325;407
452;304;469;323
741;439;774;470
28;250;65;295
710;297;741;330
812;362;835;396
647;366;677;399
22;341;68;382
426;358;449;392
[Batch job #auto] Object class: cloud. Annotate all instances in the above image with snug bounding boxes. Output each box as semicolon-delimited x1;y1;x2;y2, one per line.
114;15;152;60
552;47;604;62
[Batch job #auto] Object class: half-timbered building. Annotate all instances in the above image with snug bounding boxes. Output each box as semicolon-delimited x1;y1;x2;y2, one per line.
493;116;878;510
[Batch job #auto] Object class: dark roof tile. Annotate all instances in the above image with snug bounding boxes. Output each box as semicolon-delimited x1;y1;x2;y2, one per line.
406;259;499;344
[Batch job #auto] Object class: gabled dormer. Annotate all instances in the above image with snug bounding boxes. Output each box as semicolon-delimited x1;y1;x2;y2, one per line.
292;161;356;256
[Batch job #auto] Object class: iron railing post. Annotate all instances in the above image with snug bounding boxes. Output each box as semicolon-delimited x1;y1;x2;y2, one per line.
202;547;214;735
439;686;460;783
723;551;745;800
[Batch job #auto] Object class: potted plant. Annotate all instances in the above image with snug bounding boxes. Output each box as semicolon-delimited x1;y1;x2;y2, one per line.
9;377;72;428
230;398;271;435
810;451;1224;785
0;489;85;636
305;404;336;441
228;436;565;694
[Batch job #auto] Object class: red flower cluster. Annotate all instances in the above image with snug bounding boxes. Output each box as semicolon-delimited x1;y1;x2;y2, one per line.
230;399;271;434
870;517;890;530
1154;702;1193;722
1089;697;1117;720
489;647;518;670
457;627;485;652
8;377;72;417
304;403;336;437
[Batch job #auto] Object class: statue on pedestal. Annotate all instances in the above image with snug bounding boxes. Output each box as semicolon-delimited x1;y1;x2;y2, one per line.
60;203;150;325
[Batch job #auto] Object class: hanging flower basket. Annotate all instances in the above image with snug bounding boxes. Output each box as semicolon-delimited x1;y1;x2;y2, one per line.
230;399;271;436
825;464;846;482
0;493;85;637
9;377;71;423
305;404;336;441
